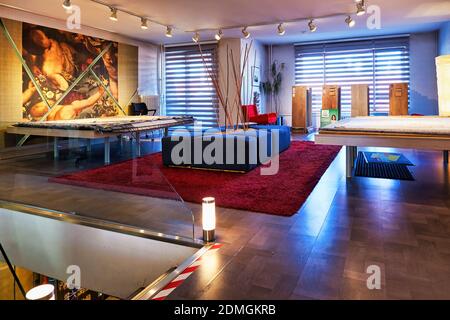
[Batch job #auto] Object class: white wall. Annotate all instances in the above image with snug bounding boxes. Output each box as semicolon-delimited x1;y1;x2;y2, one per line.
409;32;439;115
438;21;450;55
268;44;295;126
241;39;267;113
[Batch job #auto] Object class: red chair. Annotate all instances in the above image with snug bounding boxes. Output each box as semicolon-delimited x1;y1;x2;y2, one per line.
241;105;277;125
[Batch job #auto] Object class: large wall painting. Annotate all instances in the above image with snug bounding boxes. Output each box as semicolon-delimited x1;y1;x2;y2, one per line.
22;23;119;121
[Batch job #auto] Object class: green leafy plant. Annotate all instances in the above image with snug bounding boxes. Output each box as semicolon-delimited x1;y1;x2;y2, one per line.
261;61;285;115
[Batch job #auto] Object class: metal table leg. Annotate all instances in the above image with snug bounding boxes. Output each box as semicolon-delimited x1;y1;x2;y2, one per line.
118;135;123;148
86;139;92;153
346;146;356;178
54;137;59;159
164;127;169;137
444;150;449;164
352;146;358;168
104;137;111;165
136;133;141;157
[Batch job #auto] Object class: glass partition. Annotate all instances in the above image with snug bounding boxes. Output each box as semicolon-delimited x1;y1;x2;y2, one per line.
0;129;196;241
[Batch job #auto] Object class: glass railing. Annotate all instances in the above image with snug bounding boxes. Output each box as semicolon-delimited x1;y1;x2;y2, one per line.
0;126;196;241
0;200;205;300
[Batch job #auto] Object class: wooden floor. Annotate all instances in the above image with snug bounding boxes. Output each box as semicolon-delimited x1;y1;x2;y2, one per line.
170;135;450;300
1;134;450;299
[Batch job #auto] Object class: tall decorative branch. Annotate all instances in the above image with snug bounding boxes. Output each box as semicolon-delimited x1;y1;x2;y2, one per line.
197;44;233;129
198;41;253;131
229;41;253;130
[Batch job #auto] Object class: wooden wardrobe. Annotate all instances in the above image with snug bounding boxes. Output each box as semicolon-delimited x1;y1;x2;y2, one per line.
292;86;312;133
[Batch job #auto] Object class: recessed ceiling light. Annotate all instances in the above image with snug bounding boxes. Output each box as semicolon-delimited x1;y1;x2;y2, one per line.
165;26;173;38
215;29;223;41
277;23;286;36
141;18;148;30
192;32;200;43
345;16;356;28
109;7;118;21
242;27;250;39
308;19;317;32
62;0;72;10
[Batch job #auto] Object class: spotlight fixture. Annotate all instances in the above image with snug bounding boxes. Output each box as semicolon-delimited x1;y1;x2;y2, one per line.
308;19;317;32
356;0;366;16
215;29;223;41
345;15;355;27
242;27;250;39
109;7;118;21
192;32;200;43
62;0;72;10
277;23;286;36
140;18;148;30
165;26;173;38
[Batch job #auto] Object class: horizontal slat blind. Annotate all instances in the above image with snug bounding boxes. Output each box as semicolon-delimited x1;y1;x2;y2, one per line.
295;37;410;119
164;44;219;128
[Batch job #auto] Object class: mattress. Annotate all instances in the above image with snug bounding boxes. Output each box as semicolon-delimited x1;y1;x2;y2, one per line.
320;116;450;136
13;115;195;133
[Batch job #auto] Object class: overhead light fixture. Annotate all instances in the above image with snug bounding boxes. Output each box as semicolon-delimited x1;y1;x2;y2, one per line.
345;16;355;28
356;0;366;16
140;18;148;30
165;26;173;38
62;0;72;10
202;197;216;242
308;19;317;32
192;32;200;43
109;7;118;21
242;27;250;39
26;284;55;300
215;29;223;41
277;23;285;36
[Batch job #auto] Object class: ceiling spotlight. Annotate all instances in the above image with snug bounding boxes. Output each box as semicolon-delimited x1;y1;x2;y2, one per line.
242;27;250;39
215;29;223;41
345;16;356;28
141;18;148;30
277;24;286;36
192;32;200;43
308;19;317;32
62;0;72;10
165;26;173;38
109;7;118;21
356;0;366;16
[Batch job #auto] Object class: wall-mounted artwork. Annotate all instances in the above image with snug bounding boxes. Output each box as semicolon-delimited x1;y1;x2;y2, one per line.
22;23;119;121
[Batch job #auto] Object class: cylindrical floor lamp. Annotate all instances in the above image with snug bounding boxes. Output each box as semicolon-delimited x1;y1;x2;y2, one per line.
436;55;450;116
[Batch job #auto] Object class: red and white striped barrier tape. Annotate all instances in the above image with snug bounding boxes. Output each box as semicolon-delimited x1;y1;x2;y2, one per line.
152;243;222;300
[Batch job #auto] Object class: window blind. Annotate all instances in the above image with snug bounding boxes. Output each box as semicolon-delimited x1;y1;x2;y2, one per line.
295;37;410;119
164;44;219;128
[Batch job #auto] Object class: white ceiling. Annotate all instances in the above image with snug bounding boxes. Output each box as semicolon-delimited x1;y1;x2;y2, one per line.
1;0;450;45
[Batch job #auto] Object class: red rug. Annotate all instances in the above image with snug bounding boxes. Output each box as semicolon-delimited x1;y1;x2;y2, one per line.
50;141;341;216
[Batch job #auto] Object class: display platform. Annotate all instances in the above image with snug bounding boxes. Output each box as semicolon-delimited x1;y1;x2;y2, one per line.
6;116;195;164
315;116;450;178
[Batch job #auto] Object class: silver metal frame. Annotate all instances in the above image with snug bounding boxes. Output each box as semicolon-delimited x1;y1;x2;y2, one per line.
0;199;208;300
0;200;203;248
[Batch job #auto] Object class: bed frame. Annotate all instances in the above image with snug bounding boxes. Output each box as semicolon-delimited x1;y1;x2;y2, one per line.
315;130;450;178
